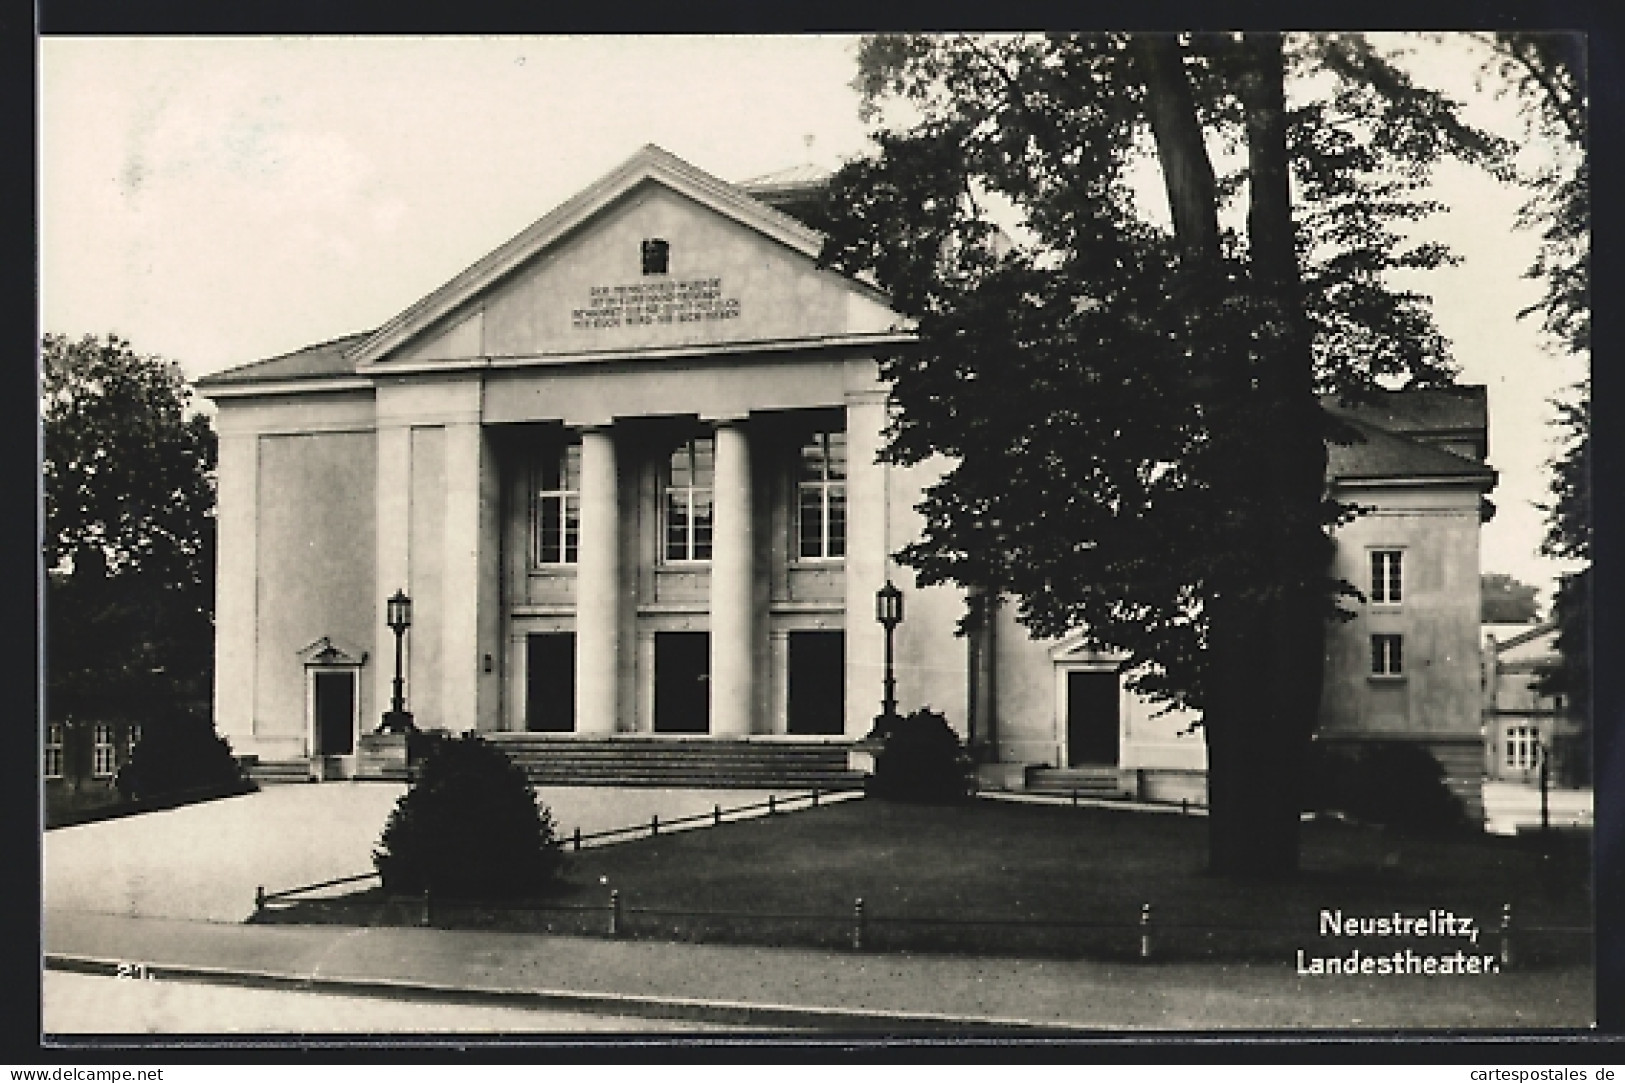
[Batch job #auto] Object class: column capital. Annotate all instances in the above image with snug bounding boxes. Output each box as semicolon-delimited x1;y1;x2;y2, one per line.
701;411;752;426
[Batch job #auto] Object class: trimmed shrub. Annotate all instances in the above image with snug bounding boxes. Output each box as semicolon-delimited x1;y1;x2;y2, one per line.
867;707;975;804
115;714;253;803
1306;740;1466;833
374;734;563;899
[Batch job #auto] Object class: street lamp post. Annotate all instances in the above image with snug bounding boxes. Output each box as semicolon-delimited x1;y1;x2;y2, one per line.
873;580;904;738
379;589;416;734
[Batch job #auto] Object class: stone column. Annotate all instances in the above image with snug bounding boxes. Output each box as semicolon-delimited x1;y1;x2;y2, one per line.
710;418;754;737
212;431;259;749
374;423;412;734
843;390;889;737
576;425;620;735
441;421;498;733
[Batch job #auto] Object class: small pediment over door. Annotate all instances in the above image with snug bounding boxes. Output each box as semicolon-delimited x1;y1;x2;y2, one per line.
1048;630;1126;668
297;636;368;668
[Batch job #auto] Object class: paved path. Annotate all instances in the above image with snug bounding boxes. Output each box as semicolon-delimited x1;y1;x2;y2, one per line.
44;784;823;923
45;911;1594;1033
44;971;756;1034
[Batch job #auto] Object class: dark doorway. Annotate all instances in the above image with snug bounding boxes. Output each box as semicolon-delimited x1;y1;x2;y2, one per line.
788;631;844;735
313;671;356;757
1066;670;1119;766
526;633;576;732
655;631;710;733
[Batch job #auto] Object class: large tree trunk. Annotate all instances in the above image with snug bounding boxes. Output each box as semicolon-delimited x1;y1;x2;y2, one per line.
1138;32;1329;877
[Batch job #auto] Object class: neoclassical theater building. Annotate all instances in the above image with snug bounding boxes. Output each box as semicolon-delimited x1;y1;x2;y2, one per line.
197;145;1496;803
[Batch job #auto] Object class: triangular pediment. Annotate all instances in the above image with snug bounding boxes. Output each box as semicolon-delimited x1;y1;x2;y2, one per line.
350;145;909;368
1049;630;1127;665
297;636;367;667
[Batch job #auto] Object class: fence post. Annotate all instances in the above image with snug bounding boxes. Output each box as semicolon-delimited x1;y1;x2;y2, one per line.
1180;797;1188;817
651;814;659;837
813;788;820;808
769;794;776;816
572;826;581;853
254;885;265;913
609;889;621;937
1071;788;1079;807
419;887;432;928
1139;902;1153;961
1500;902;1513;969
714;803;722;826
852;897;865;952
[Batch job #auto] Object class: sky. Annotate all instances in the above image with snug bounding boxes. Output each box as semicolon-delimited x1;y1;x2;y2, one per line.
38;34;1589;607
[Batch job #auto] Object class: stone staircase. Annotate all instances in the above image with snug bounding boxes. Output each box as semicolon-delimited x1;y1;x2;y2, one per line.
240;758;314;785
1024;765;1128;800
484;735;866;790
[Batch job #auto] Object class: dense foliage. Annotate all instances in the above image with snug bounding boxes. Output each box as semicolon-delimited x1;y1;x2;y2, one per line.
816;33;1504;873
867;707;976;804
1307;741;1467;834
1481;572;1542;624
43;333;217;729
374;735;564;898
115;715;252;803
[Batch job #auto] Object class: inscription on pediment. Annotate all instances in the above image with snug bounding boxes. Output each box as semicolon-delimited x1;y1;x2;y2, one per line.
571;277;742;331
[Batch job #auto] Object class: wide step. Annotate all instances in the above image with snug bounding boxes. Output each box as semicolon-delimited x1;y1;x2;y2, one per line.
486;736;865;790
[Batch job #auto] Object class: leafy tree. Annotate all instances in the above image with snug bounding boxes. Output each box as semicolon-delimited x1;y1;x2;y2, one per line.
1472;34;1590;742
817;33;1505;874
1481;572;1542;624
42;333;217;730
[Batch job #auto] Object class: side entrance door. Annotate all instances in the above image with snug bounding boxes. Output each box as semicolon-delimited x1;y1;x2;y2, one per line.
1066;669;1119;767
313;670;356;757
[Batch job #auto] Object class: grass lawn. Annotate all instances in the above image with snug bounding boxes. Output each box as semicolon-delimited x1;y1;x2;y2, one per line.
257;797;1593;965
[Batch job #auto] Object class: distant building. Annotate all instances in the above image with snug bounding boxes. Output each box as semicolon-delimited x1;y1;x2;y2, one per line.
1482;622;1586;786
195;145;1496;808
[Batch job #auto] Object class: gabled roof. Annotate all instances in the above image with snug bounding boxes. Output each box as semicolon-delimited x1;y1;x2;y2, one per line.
1328;386;1488;439
1324;413;1496;484
346;144;842;368
196;332;371;390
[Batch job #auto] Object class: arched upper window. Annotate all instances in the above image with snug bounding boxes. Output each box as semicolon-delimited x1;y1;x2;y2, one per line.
796;430;846;560
664;435;714;562
534;439;582;565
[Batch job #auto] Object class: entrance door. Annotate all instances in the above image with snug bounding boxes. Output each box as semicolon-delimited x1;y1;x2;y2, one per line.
788;631;844;735
654;631;710;733
313;670;356;757
1066;670;1119;766
526;632;576;732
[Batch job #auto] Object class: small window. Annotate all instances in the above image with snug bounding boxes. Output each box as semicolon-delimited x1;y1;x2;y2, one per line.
1370;549;1402;604
533;440;582;566
1505;724;1540;770
92;723;116;777
44;723;63;780
127;722;143;755
642;238;670;275
1371;634;1404;677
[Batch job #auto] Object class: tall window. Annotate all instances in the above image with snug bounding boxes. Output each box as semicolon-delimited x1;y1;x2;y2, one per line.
797;430;847;560
534;440;581;565
1370;549;1403;604
44;723;63;780
92;723;116;777
664;436;714;562
1371;634;1404;677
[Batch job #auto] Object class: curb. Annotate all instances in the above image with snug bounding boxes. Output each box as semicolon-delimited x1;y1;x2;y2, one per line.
45;952;1087;1034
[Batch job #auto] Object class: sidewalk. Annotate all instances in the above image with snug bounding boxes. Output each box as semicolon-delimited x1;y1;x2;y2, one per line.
44;909;1594;1033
